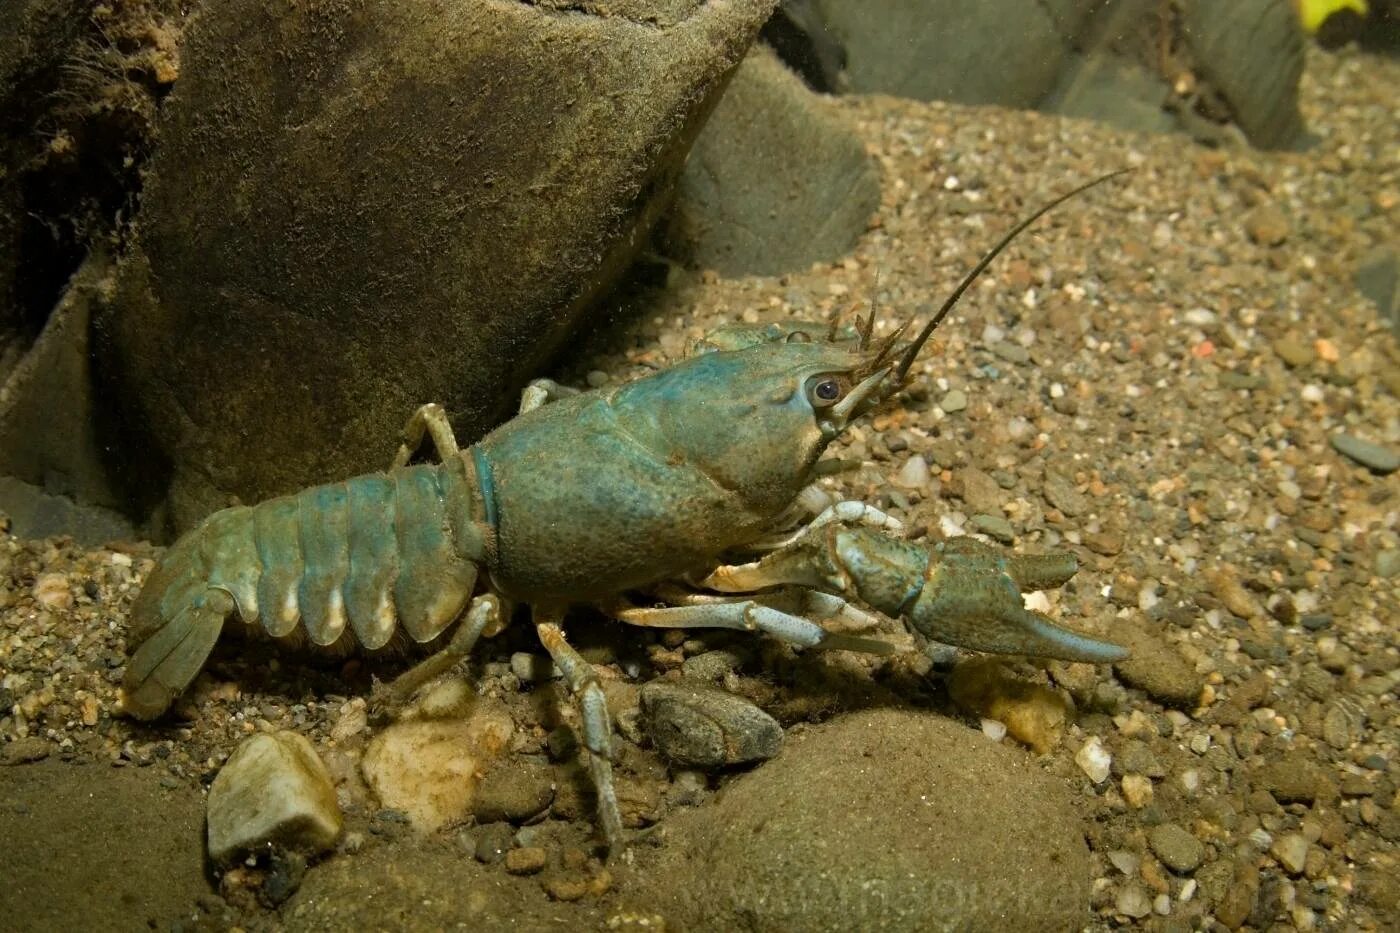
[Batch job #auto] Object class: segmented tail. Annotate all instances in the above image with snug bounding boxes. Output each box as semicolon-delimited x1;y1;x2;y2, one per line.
120;520;235;720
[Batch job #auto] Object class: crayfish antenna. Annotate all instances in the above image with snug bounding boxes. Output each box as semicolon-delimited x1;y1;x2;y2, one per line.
892;168;1133;384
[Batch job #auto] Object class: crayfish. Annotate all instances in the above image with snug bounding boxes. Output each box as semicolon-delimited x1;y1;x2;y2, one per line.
121;172;1131;854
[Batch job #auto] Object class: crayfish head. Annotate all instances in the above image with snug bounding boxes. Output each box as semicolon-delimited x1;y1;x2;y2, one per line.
616;337;897;518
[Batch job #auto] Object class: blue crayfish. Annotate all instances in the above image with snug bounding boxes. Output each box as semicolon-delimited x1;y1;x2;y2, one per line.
121;172;1130;853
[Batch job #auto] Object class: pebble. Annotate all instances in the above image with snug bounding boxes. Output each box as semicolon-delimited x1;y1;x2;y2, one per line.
948;660;1067;754
504;846;547;875
894;454;931;489
1075;736;1112;783
1149;822;1205;873
31;573;72;610
1116;882;1153;919
0;736;52;765
360;701;514;831
206;731;343;864
939;388;968;413
1042;471;1087;517
1206;566;1264;619
640;682;783;769
1244;204;1290;246
1272;335;1316;367
473;758;555;823
1329;433;1399;474
681;650;743;682
473;822;515;863
1256;758;1330;804
1121;773;1155;808
1114;627;1204;708
970;513;1015;544
1271;833;1309;876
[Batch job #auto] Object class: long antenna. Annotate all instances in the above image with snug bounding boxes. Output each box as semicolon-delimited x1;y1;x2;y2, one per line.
891;168;1132;383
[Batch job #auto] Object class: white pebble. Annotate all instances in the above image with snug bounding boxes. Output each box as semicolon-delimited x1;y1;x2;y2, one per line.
980;718;1007;741
1108;850;1140;875
895;455;931;490
1300;384;1325;403
1184;308;1217;326
1154;893;1172;916
1022;591;1052;613
1179;879;1197;902
1189;734;1210;754
1278;480;1302;499
981;324;1006;345
1075;737;1112;784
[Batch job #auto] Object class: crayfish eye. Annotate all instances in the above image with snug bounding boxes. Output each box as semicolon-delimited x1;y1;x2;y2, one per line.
807;375;845;408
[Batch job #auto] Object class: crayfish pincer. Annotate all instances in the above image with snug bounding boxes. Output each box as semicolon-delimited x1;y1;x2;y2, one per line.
120;171;1131;855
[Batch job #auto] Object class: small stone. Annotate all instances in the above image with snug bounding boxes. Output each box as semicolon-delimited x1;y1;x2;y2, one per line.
895;455;931;489
1244;204;1289;246
544;873;591;901
948;660;1067;754
1122;773;1155;809
1116;882;1153;919
1084;530;1124;556
640;682;782;769
1149;823;1205;874
939;389;968;413
1376;550;1400;579
1205;567;1264;619
207;731;342;864
1114;628;1203;708
0;736;52;765
504;846;547;875
1272;335;1316;367
473;822;515;863
1271;833;1309;875
681;650;743;682
1042;471;1088;517
970;513;1015;544
1108;850;1140;876
414;679;475;720
1330;434;1399;474
473;759;555;823
31;573;72;610
1256;759;1329;804
1075;736;1112;783
949;467;1004;514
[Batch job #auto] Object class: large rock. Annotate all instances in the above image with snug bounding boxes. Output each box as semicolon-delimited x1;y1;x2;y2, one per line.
99;0;777;531
640;708;1092;931
1181;0;1307;150
207;731;343;865
0;253;134;533
812;0;1098;107
665;47;879;277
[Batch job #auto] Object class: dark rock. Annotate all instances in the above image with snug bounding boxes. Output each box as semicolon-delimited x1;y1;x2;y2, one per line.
472;822;515;864
1354;248;1398;332
1180;0;1308;149
98;0;777;530
640;681;783;769
0;254;134;532
0;736;52;765
761;0;847;92
640;709;1092;930
815;0;1097;107
665;46;879;277
1330;434;1400;474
